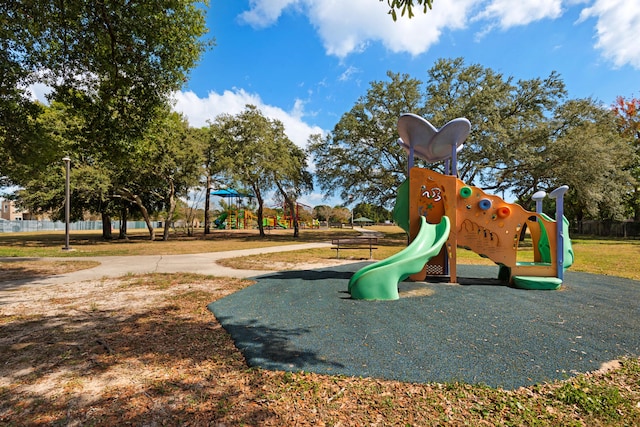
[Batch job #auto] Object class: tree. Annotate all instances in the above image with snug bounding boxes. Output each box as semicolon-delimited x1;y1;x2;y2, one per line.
330;206;351;224
0;2;47;183
270;121;313;238
313;205;333;222
215;106;313;237
424;58;567;191
547;99;636;222
217;107;273;237
14;102;116;226
310;71;423;208
311;59;573;209
2;0;211;239
13;0;209;144
113;112;204;241
354;203;391;223
152;113;204;241
382;0;435;21
202;118;235;234
612;96;640;220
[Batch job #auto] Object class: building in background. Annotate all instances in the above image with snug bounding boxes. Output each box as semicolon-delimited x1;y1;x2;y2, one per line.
1;199;23;220
0;199;38;220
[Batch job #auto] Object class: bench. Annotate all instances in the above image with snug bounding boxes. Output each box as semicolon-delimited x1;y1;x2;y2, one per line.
331;237;378;259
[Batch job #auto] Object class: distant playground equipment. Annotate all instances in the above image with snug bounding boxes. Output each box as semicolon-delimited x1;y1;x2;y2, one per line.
214;209;256;230
349;113;574;300
264;202;314;229
211;188;255;230
262;215;289;229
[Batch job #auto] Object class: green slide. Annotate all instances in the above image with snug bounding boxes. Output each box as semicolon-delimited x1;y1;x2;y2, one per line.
348;216;450;300
214;212;228;229
392;178;410;235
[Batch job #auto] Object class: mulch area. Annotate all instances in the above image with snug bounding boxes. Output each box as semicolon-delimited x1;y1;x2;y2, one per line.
210;263;640;389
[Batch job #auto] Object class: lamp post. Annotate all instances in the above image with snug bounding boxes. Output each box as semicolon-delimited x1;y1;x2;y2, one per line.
62;156;71;251
348;195;354;228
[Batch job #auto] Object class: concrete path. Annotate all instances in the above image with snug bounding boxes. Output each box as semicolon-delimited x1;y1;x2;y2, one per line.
1;242;333;287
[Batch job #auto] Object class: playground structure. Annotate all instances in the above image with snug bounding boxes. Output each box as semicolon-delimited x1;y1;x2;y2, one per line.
214;209;256;230
349;114;574;300
211;188;255;230
262;215;288;229
263;202;315;229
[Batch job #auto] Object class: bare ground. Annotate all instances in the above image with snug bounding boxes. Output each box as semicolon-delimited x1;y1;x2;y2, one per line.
1;269;640;426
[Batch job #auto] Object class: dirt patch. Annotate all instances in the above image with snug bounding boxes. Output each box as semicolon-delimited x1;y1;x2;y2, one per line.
257;259;361;271
1;273;640;426
0;260;100;283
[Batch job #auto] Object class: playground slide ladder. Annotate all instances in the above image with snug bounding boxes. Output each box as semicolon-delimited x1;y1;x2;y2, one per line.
348;216;450;300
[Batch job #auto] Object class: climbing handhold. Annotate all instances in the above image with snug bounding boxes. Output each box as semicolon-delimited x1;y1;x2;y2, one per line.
497;206;511;218
460;186;472;198
478;199;492;210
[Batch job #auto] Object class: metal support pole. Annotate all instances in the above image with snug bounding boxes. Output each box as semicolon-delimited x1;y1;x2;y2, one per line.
450;143;457;177
549;185;569;280
532;190;547;214
62;156;71;251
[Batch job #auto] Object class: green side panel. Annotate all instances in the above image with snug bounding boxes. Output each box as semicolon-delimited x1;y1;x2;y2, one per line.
512;276;562;290
348;216;450;300
392;178;410;235
538;213;552;264
538;213;574;270
561;216;574;270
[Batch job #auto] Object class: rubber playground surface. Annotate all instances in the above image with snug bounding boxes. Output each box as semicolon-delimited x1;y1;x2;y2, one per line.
209;263;640;390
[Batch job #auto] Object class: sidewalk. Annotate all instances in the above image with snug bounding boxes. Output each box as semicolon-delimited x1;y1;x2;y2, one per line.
2;242;334;287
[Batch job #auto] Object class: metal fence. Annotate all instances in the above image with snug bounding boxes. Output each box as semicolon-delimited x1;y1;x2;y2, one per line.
573;220;640;238
0;220;162;233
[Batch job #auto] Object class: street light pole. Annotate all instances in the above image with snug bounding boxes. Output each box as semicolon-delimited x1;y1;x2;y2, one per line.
348;195;354;228
62;156;71;251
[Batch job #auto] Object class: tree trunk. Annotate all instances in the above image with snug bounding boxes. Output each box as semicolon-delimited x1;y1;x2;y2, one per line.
120;189;155;240
163;182;176;241
284;197;299;238
204;175;211;234
119;206;128;240
101;212;112;240
255;189;265;237
291;201;300;238
274;181;300;238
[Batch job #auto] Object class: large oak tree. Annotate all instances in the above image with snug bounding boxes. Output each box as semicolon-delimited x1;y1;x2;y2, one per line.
1;0;211;238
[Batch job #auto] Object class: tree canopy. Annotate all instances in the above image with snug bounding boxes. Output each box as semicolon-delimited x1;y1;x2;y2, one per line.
208;105;313;237
1;0;211;239
310;57;637;222
612;96;640;220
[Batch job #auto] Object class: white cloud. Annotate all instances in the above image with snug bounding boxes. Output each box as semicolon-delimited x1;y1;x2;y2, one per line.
312;0;474;58
338;66;360;82
238;0;300;28
240;0;474;58
578;0;640;68
474;0;563;28
238;0;640;70
172;89;325;149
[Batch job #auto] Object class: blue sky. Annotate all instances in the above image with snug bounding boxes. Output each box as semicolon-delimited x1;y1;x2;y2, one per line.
171;0;639;207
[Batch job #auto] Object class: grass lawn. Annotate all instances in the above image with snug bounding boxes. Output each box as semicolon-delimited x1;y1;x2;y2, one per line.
0;227;349;257
1;227;639;425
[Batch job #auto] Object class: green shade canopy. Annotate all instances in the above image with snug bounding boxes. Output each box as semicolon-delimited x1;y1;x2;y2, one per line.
353;217;374;223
